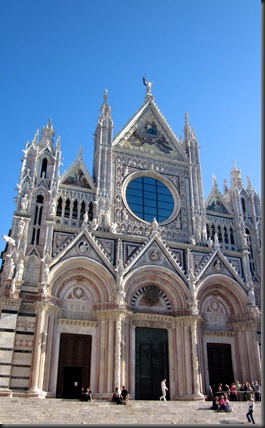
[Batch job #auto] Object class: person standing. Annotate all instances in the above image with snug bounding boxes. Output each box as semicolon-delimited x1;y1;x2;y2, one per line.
246;398;256;424
159;379;168;401
253;381;261;402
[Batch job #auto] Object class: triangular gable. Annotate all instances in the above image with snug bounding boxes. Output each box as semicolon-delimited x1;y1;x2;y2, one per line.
205;188;233;216
59;157;95;191
195;248;246;289
123;233;188;284
112;100;188;162
50;227;115;275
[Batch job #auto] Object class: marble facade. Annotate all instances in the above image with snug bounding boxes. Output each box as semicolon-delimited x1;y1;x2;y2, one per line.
0;84;261;400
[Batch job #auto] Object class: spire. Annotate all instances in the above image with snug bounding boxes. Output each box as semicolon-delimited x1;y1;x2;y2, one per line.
184;112;191;141
32;129;39;145
77;146;83;160
56;135;61;148
246;176;252;190
99;89;111;121
39;118;55;147
230;161;242;187
212;174;218;190
223;178;228;193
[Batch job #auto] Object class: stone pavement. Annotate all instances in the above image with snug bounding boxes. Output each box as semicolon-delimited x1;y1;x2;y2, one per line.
0;397;262;425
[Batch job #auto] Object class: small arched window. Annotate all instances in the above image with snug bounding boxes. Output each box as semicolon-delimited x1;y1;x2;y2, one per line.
72;199;78;219
80;201;86;220
241;198;246;215
40;158;48;178
64;198;70;218
32;194;44;245
230;227;235;245
217;225;222;242
56;197;62;216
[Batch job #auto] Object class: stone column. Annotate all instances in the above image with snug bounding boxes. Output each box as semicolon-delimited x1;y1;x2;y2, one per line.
114;313;122;393
29;302;49;396
190;317;205;400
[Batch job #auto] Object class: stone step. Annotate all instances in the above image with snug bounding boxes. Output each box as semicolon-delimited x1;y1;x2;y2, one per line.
0;397;262;425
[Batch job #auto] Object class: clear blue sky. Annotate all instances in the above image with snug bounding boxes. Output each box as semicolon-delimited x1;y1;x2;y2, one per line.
0;0;261;256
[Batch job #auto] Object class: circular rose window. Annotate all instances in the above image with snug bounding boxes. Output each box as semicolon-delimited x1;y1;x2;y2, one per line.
126;176;174;222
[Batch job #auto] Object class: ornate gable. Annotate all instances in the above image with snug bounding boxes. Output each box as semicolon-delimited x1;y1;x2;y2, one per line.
112;100;188;162
50;228;115;275
59;149;95;191
206;194;231;215
123;226;188;283
205;178;233;216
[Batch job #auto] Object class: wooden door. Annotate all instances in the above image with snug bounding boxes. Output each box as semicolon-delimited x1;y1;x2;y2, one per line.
207;343;234;393
56;333;91;398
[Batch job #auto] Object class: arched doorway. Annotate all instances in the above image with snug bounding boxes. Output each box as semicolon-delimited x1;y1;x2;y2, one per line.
135;327;169;400
56;333;92;398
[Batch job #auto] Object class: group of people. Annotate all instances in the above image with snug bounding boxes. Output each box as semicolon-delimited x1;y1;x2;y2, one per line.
210;380;261;424
80;387;92;402
212;380;261;402
112;386;129;404
211;394;233;412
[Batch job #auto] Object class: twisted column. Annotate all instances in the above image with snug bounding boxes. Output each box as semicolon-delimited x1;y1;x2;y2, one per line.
190;317;204;399
29;303;47;393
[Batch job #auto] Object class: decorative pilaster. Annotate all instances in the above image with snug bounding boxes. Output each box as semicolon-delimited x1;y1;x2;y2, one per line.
114;313;122;393
29;302;50;396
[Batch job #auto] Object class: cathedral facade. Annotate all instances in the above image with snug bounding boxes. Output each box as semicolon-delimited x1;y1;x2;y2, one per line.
0;84;261;400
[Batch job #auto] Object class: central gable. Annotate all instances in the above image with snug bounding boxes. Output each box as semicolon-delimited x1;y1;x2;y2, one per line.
112;101;188;162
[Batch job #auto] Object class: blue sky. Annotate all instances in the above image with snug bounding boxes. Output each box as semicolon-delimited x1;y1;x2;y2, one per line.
0;0;261;256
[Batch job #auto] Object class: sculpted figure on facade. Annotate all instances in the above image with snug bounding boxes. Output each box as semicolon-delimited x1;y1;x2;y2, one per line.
42;262;49;283
15;259;25;281
83;211;89;224
17;219;25;237
115;260;125;291
89;217;98;230
20;193;29;212
6;255;16;280
111;222;117;233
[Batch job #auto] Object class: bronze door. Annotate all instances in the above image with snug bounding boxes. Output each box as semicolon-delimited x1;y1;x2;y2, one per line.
56;333;92;398
207;343;234;393
135;327;169;400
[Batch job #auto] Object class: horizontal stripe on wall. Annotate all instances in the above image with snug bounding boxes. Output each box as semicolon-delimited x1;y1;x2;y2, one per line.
12;364;31;368
16;331;34;335
18;313;36;317
11;376;30;380
1;310;17;314
11;386;28;390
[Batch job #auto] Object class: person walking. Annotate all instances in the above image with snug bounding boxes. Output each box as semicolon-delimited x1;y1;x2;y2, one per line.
159;379;168;401
246;398;255;424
